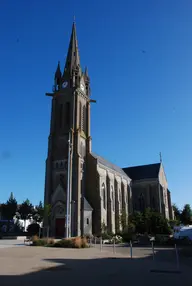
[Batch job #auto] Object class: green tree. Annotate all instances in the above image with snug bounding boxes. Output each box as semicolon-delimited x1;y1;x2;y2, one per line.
143;208;152;233
43;203;52;237
33;201;44;223
120;208;128;231
18;199;34;230
181;204;192;225
172;204;181;222
150;212;171;235
130;211;145;233
1;193;17;220
101;221;107;233
43;203;52;222
169;219;180;228
129;209;171;235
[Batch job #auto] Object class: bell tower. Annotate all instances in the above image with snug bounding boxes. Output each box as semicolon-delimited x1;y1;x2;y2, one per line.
44;22;92;237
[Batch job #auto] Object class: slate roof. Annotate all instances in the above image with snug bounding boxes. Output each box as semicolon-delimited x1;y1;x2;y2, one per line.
123;163;161;181
91;153;130;179
84;198;93;211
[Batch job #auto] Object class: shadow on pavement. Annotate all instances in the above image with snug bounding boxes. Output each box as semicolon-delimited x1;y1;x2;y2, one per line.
0;247;192;286
97;244;192;269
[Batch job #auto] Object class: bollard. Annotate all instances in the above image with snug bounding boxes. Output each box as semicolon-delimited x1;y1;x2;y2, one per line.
152;241;155;261
100;237;102;251
39;227;41;238
130;241;133;259
113;238;116;254
175;244;180;271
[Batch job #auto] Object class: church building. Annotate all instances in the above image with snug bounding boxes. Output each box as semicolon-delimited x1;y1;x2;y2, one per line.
123;163;173;220
44;22;173;238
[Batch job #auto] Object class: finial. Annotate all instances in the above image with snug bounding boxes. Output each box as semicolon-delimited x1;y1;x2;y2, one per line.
73;15;76;23
159;152;162;163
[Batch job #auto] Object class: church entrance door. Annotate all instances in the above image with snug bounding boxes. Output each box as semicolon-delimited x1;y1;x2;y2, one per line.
55;218;65;238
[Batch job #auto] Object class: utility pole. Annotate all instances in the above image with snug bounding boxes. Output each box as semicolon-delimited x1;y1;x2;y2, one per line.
158;152;162;214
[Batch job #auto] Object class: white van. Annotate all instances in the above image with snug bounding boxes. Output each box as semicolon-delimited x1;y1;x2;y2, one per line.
174;226;192;241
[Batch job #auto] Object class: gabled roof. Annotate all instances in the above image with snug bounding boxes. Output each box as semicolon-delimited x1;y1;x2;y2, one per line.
84;198;93;211
123;163;161;181
91;153;130;180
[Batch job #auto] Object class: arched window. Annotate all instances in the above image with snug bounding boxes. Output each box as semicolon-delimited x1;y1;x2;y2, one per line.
80;142;85;157
139;193;145;213
102;184;106;209
111;186;115;211
82;105;86;132
79;102;82;129
80;142;83;156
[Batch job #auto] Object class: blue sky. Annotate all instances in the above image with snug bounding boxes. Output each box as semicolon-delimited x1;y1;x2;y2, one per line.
0;0;191;209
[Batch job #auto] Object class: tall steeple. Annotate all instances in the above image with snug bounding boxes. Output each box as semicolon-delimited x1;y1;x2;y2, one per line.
45;20;95;238
63;22;81;81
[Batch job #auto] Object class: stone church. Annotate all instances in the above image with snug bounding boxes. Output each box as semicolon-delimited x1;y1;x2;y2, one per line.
44;22;173;238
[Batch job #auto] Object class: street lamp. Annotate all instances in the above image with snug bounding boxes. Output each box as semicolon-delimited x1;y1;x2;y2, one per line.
66;132;72;238
66;96;97;238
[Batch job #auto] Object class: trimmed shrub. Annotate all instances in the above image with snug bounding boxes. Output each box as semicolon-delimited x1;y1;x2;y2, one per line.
36;237;90;248
32;236;47;246
27;223;40;236
46;238;55;245
54;238;74;248
31;236;55;246
81;237;88;248
101;233;113;240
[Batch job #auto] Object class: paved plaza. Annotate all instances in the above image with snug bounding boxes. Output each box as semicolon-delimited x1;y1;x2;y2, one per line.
0;241;191;286
0;240;24;249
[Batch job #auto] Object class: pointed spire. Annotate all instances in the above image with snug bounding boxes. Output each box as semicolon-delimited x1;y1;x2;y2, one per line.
63;22;81;77
55;61;62;79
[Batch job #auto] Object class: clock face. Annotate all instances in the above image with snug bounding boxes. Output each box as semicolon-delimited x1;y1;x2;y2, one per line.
62;81;68;88
80;83;85;92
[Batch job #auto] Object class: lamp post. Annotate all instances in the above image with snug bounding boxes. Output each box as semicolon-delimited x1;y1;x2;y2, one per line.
79;98;96;236
66;94;96;238
80;160;85;237
66;131;72;238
